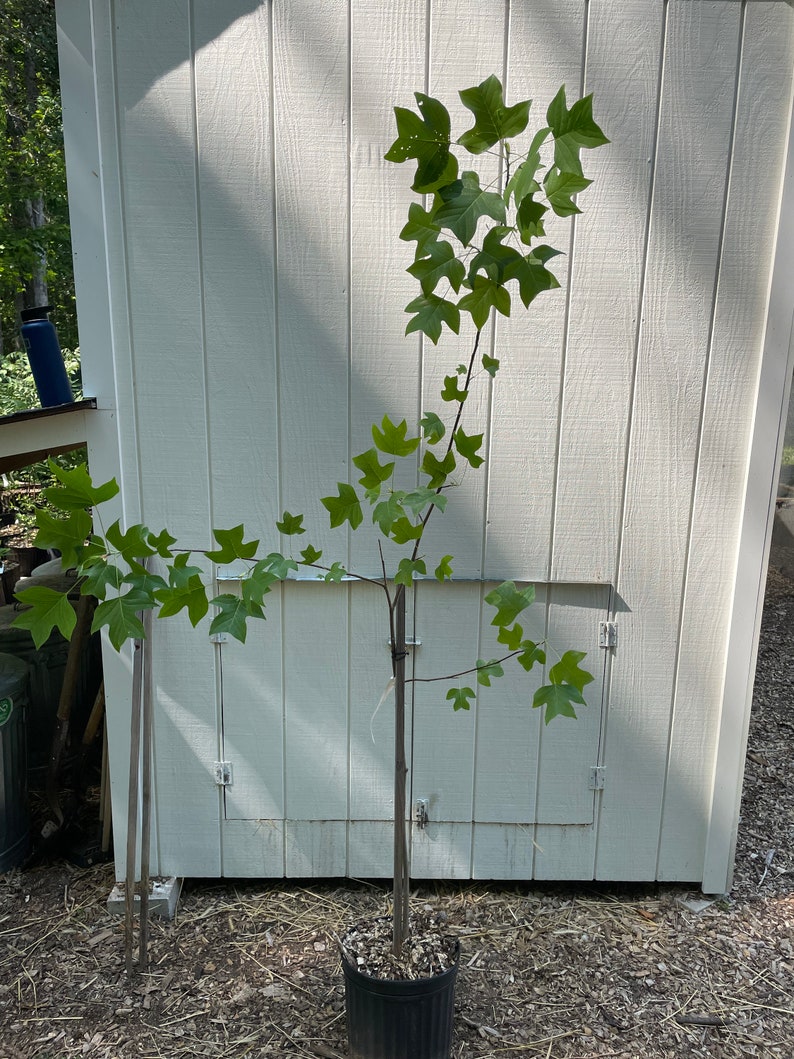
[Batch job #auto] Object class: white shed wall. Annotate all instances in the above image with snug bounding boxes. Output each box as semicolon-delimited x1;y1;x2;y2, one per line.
56;0;794;888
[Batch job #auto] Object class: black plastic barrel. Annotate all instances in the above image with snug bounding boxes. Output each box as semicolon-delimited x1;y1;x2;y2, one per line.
0;652;30;872
342;942;459;1059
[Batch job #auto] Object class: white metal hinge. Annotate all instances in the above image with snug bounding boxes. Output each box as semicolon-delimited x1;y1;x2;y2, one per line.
599;621;618;648
413;798;429;829
213;761;233;787
209;631;227;644
589;766;606;791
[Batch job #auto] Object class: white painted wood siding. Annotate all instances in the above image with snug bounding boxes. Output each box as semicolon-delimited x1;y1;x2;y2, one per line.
57;0;794;888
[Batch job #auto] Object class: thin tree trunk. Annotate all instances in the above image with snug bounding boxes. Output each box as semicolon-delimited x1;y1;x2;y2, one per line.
392;586;410;955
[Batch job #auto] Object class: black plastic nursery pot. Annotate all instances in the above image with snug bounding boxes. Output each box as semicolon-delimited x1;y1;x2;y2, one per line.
341;941;460;1059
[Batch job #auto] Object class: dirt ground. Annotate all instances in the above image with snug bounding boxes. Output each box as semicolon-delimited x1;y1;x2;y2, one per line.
1;568;793;1058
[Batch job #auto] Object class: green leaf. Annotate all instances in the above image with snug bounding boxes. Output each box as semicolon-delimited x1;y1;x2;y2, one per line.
205;525;260;563
503;251;560;308
485;581;535;627
517;639;546;672
299;544;323;566
43;460;119;511
352;447;395;492
476;658;505;687
533;682;585;723
401;488;447;516
260;552;299;579
148;529;177;558
434;555;453;582
434;171;507;247
276;511;305;536
371;416;421;457
543;166;592;217
441;374;468;403
93;589;158;650
407;240;465;295
168;551;204;587
420;412;446;444
446;686;476;711
155;577;209;629
497;623;524;651
399;202;442;256
122;568;170;598
421;448;456;489
467;226;522;285
243;561;281;605
516;193;548;243
372;492;406;534
12;586;77;648
405;293;461;344
209;594;264;643
385;93;458;192
453;428;485;468
458;276;511;329
321;483;364;530
549;650;594;694
546;86;609;176
394;557;426;588
504;132;547;206
106;520;157;562
457;75;531;154
481;354;500;377
78;559;125;600
33;508;92;568
390;517;423;545
324;561;347;583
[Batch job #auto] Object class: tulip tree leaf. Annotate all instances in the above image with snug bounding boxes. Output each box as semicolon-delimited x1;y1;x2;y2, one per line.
458;75;531;154
405;293;461;344
434;554;454;581
353;447;396;492
420;412;446;444
44;460;119;511
549;650;594;694
481;354;500;377
325;562;347;583
441;374;468;403
394;557;426;588
458;276;511;329
407;240;465;295
276;511;305;536
321;483;364;531
497;623;524;651
33;509;92;568
390;517;423;545
205;524;260;563
401;488;446;516
476;658;505;687
209;594;264;643
421;448;456;488
546;86;609;176
93;589;157;651
372;416;421;457
454;428;485;468
434;171;507;246
533;681;585;723
385;93;458;193
299;545;323;566
485;581;535;627
518;639;546;672
543;167;592;217
11;586;77;649
446;686;476;711
399;202;442;255
504;252;560;308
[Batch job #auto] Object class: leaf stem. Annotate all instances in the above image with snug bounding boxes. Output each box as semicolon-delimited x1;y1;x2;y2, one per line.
405;646;533;684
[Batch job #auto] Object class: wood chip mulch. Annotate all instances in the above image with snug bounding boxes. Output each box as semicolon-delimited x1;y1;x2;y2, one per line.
1;566;793;1058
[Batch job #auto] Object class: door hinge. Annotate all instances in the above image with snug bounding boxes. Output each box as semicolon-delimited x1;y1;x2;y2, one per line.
589;766;606;791
213;761;233;787
599;621;618;649
209;631;227;644
413;798;429;829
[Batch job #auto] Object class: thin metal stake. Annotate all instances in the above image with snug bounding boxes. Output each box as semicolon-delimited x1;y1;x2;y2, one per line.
124;636;144;976
139;605;154;967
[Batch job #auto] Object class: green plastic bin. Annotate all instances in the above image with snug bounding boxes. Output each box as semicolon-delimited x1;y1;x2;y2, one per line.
0;652;30;872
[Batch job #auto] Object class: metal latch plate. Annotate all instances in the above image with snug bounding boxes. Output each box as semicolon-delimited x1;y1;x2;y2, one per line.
213;761;233;787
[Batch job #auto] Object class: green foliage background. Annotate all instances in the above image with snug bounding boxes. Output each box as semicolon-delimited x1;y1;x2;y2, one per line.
0;0;76;359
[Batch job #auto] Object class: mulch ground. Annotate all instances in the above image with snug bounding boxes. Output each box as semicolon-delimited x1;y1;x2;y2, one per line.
1;568;793;1058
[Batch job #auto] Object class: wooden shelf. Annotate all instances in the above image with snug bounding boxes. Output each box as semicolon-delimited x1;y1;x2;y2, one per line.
0;398;98;473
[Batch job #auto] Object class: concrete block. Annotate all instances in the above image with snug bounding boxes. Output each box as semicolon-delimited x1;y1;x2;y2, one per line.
107;876;182;920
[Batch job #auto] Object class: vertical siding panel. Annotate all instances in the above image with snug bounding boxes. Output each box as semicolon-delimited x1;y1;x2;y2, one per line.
552;0;663;583
347;1;426;876
596;2;741;880
485;0;586;583
272;1;351;876
112;1;220;877
658;6;794;881
114;0;210;536
192;2;284;875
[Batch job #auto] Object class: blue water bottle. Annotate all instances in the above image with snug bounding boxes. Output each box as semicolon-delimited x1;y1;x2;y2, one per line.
20;305;74;407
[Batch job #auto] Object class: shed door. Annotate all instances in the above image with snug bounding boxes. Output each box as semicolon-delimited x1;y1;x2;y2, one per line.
218;579;609;879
